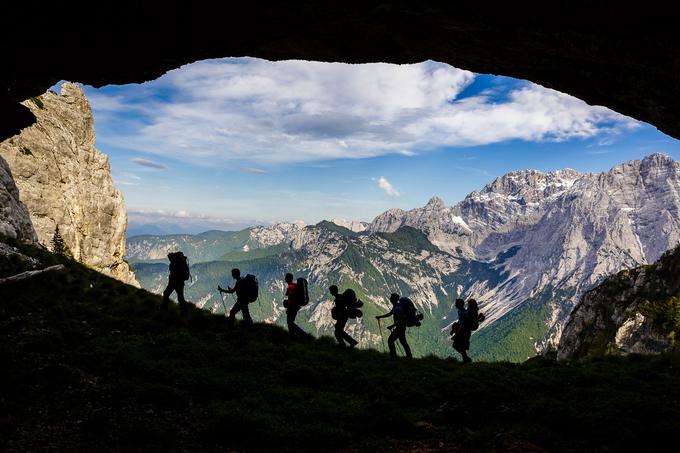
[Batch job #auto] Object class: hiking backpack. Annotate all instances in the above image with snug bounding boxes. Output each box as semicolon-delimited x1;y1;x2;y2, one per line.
469;310;485;331
295;277;309;306
399;297;423;327
342;289;357;306
342;288;363;318
168;251;190;281
241;274;259;303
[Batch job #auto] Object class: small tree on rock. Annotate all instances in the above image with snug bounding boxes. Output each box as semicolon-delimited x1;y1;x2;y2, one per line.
51;225;71;258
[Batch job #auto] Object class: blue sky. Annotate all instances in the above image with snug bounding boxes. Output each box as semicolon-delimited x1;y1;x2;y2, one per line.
67;57;680;231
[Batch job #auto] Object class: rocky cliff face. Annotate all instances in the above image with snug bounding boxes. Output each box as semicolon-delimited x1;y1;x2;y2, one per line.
0;83;138;285
0;155;37;242
558;245;680;359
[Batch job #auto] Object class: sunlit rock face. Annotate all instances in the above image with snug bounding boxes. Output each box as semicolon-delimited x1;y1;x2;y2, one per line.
0;155;37;242
558;244;680;360
0;83;138;286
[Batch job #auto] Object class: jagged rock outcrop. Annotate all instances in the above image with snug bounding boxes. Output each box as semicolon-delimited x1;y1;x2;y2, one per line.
0;155;37;241
330;218;368;233
558;245;680;359
249;222;306;247
0;83;138;286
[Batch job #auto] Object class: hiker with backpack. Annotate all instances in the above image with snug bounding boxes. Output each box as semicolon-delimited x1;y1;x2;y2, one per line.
376;293;415;359
449;298;466;337
329;285;359;348
161;251;191;315
451;298;485;363
218;268;258;327
283;272;310;339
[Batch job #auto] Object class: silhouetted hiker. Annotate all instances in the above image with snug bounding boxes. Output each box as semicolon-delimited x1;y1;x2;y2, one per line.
161;251;190;315
450;298;465;336
284;273;310;339
376;293;413;359
329;285;358;348
452;298;484;363
218;268;257;327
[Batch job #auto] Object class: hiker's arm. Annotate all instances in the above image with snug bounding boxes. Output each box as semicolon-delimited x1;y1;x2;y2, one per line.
220;282;236;293
376;309;392;319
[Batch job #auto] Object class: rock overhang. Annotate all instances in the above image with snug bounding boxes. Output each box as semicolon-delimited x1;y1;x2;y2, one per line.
1;2;679;146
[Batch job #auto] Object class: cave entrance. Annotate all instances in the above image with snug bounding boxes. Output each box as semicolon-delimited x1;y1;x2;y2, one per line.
3;54;680;362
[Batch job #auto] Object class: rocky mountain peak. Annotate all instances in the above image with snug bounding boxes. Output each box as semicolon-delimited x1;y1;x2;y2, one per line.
425;196;446;209
481;168;581;201
639;152;679;177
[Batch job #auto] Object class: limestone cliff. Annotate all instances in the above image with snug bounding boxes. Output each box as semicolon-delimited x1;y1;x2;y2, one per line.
0;155;37;242
557;245;680;360
0;83;138;285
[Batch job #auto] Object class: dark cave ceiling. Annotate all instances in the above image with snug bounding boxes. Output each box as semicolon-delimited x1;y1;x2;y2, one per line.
2;3;679;144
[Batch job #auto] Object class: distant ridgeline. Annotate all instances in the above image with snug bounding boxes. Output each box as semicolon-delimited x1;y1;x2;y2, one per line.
129;154;680;361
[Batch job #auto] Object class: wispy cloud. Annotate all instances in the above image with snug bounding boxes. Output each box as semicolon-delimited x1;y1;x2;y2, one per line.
239;167;267;174
130;157;168;170
88;58;640;168
127;209;277;231
376;176;400;197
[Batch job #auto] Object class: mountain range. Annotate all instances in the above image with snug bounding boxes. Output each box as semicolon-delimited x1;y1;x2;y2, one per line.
128;153;680;361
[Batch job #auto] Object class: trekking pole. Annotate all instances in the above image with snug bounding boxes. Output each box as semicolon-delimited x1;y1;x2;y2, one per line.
377;318;387;353
219;288;228;316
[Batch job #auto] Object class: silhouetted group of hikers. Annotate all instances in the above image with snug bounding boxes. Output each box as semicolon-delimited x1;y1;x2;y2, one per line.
161;251;484;362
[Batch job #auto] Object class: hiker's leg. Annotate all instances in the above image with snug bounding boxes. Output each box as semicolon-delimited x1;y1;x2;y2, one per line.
334;318;348;345
290;306;308;337
287;306;299;336
462;332;472;362
228;300;242;326
290;309;308;338
161;282;173;309
343;331;357;347
241;302;253;326
387;329;399;358
398;327;412;358
176;284;188;314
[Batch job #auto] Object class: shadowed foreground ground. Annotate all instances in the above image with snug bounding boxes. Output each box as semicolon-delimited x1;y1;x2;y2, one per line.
1;239;679;451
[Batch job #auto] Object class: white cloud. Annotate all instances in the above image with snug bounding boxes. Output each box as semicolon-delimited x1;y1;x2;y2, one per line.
130;157;168;170
377;176;400;197
90;57;640;166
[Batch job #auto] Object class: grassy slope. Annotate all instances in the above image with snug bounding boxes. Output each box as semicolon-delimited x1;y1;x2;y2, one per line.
5;243;679;451
472;295;553;362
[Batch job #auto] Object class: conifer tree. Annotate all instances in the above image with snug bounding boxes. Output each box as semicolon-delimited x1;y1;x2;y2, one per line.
51;225;71;258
